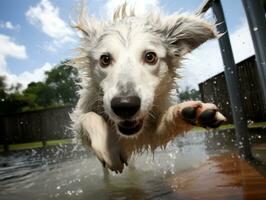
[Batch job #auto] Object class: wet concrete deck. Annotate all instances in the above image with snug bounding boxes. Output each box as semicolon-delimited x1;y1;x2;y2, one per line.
1;130;266;200
169;153;266;200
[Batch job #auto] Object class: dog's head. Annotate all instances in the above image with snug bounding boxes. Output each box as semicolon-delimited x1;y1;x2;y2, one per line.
73;5;216;136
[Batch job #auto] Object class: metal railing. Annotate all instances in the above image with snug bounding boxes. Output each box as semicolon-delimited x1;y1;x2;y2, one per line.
196;0;266;159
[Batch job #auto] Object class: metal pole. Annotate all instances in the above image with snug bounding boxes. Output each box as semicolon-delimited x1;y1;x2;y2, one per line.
241;0;266;107
211;0;252;159
196;0;213;15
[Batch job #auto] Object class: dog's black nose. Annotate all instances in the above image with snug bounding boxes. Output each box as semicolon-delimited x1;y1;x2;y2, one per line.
111;96;141;119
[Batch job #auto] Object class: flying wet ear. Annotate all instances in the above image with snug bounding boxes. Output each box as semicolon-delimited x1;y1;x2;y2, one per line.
70;3;105;70
72;4;104;41
161;14;217;56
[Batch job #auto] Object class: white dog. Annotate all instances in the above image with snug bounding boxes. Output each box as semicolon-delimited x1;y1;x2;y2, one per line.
70;4;226;173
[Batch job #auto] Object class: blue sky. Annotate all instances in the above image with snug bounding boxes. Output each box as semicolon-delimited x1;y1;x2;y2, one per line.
0;0;254;89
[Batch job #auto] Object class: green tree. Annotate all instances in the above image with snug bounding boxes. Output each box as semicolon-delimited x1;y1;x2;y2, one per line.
0;76;34;114
0;60;79;114
0;76;7;100
23;60;79;109
5;93;34;113
262;0;266;12
23;82;55;108
178;87;201;102
45;61;79;105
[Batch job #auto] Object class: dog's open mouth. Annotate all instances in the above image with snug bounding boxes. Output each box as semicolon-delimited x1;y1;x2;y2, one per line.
118;120;143;136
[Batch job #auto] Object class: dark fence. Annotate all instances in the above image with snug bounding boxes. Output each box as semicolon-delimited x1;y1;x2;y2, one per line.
199;55;266;123
0;106;73;146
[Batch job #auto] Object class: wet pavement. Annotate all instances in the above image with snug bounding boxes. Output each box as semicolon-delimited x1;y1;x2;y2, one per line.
169;153;266;200
0;130;265;200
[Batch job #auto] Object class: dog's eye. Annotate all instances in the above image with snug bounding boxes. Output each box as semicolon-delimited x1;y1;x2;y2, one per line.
144;52;158;65
100;54;112;67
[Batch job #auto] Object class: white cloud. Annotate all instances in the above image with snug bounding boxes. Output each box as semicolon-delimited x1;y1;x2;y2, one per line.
26;0;75;51
104;0;160;18
7;62;53;88
179;19;255;90
39;42;58;53
0;21;20;31
0;34;27;73
0;34;53;89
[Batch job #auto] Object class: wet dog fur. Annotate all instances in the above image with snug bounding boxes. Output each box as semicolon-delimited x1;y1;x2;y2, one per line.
70;4;226;173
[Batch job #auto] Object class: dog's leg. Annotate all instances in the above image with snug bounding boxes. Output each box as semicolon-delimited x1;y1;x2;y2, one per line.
102;165;110;181
81;112;127;173
157;101;226;136
128;155;136;170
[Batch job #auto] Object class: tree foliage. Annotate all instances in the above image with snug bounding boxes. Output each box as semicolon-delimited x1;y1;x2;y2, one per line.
178;87;201;102
0;61;79;114
23;82;55;107
0;76;7;99
45;62;79;105
0;76;34;114
262;0;266;12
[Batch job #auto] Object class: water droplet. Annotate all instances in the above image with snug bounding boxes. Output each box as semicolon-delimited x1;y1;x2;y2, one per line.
76;189;83;195
239;141;243;147
247;120;254;125
253;27;258;31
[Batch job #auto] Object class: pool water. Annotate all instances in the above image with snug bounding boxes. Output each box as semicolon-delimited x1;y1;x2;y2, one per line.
0;131;238;200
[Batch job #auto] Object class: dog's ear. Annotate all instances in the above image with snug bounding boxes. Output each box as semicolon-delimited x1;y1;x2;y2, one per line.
161;14;216;56
72;6;104;41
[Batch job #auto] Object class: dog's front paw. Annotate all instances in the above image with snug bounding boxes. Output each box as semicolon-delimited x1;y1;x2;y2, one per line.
91;139;128;174
178;101;226;128
81;112;127;173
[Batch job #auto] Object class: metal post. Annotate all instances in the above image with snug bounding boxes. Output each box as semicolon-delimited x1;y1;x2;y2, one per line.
211;0;252;159
241;0;266;106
